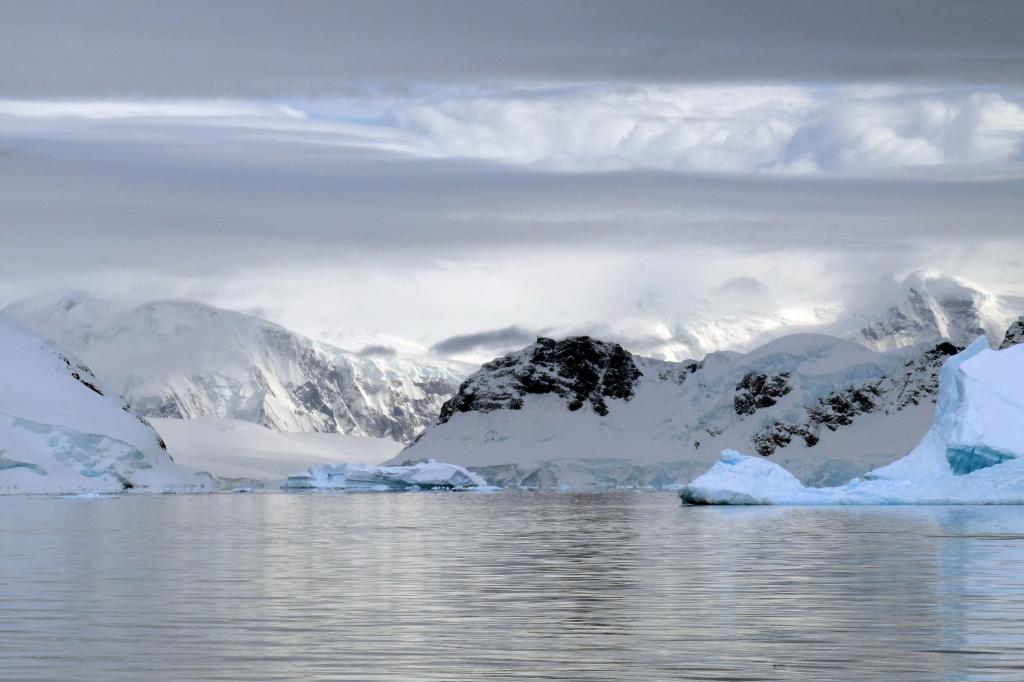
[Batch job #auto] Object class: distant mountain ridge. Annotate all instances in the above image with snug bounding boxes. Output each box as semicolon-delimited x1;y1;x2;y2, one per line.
602;271;1019;362
831;271;1015;352
4;293;472;442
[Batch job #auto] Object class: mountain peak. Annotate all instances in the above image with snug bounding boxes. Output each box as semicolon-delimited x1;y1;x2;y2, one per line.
838;270;1013;352
438;335;642;423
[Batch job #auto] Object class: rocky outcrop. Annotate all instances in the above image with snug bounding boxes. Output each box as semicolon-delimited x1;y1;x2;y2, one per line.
438;336;642;422
734;372;792;416
1001;317;1024;350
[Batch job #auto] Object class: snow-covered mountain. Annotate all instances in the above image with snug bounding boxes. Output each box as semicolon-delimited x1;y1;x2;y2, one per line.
395;327;1023;488
599;271;1018;362
827;271;1017;352
0;314;213;493
4;293;472;442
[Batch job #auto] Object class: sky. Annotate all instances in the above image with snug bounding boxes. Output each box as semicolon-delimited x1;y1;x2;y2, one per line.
2;1;1024;362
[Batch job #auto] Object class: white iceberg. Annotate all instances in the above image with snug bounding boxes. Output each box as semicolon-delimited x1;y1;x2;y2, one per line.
282;459;487;491
680;337;1024;504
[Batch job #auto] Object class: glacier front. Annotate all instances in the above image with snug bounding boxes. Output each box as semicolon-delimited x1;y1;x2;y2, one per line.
680;337;1024;504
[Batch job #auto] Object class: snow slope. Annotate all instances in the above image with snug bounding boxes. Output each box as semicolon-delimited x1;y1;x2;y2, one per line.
0;314;213;494
395;333;958;488
4;292;471;442
152;417;403;481
679;337;1024;504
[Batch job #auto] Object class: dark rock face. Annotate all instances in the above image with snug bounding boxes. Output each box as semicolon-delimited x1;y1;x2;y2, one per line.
438;336;643;423
751;423;819;457
734;372;792;416
657;360;703;384
1001;317;1024;350
750;341;960;456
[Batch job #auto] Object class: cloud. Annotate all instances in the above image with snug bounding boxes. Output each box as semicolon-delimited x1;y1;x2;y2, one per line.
0;100;305;120
3;1;1024;98
5;85;1024;176
1;89;1023;356
383;85;1024;174
716;276;767;296
430;326;538;357
359;344;398;357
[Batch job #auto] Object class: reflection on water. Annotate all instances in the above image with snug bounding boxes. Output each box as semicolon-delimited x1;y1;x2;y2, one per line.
2;493;1024;680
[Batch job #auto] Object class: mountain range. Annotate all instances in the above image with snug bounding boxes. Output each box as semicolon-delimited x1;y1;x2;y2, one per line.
4;293;471;443
4;270;1019;473
602;270;1018;362
396;315;1024;488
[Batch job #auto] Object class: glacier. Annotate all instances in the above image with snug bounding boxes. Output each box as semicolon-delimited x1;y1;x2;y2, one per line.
282;460;486;491
0;314;215;494
679;337;1024;504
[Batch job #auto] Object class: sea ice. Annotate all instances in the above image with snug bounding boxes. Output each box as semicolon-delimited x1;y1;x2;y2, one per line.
282;459;486;491
680;338;1024;505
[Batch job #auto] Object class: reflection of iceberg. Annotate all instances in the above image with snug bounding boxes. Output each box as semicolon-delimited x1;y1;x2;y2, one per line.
282;459;486;491
681;338;1024;504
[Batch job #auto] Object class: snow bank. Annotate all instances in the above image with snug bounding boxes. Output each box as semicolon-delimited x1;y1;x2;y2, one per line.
680;338;1024;504
151;417;403;481
282;459;487;491
0;314;214;494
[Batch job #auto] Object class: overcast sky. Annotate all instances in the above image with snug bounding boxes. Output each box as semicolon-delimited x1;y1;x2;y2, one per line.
2;1;1023;361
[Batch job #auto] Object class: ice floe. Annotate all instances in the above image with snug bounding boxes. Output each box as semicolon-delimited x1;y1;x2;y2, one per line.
282;459;487;491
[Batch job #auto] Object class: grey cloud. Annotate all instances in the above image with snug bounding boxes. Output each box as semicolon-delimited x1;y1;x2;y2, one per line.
3;1;1024;98
2;116;1024;294
717;277;766;296
359;344;398;357
430;326;538;356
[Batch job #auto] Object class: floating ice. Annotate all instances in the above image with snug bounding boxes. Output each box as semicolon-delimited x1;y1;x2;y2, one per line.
282;459;486;491
680;338;1024;505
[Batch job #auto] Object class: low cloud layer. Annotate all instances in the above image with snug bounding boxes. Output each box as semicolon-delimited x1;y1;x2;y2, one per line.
430;326;539;358
383;85;1024;174
4;84;1023;176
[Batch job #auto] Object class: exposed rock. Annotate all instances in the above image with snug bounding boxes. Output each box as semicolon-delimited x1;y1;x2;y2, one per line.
438;336;643;422
1001;317;1024;349
734;372;792;416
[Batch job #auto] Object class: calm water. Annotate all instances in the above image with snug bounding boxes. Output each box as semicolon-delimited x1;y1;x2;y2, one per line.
3;492;1024;681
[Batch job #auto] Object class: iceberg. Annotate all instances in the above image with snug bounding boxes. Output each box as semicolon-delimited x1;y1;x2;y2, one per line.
680;338;1024;505
282;459;487;491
